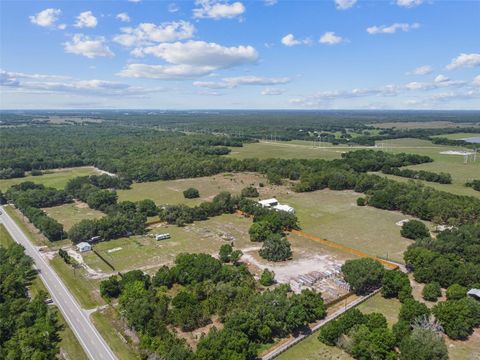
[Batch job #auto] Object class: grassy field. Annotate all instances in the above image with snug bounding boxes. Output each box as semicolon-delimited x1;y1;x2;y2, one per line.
228;140;345;160
43;202;104;231
375;138;480;198
277;333;353;360
0;166;98;192
50;256;104;309
431;132;480;140
277;189;418;263
117;172;266;205
0;224;14;247
91;307;138;360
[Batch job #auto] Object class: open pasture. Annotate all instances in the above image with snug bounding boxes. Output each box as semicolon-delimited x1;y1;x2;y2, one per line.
43;201;104;231
276;189;418;263
117;172;266;205
375;138;480;198
0;166;98;192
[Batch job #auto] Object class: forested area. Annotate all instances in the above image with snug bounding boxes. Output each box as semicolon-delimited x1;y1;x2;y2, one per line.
5;182;70;240
404;224;480;288
0;244;61;359
100;250;326;359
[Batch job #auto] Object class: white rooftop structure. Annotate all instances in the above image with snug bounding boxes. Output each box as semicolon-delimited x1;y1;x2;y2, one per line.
77;242;92;253
467;288;480;300
274;204;295;214
258;198;279;208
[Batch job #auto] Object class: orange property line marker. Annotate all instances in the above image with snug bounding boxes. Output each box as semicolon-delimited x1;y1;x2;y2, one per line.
235;209;398;269
290;229;398;270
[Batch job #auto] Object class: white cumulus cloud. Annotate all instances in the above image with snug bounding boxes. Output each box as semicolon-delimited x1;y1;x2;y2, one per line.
116;12;131;22
446;53;480;70
114;21;195;47
396;0;423;8
410;65;433;75
194;76;290;89
74;11;98;28
64;34;114;58
193;0;245;19
335;0;357;10
473;75;480;87
319;32;344;45
118;41;257;79
434;74;449;83
29;8;62;28
281;34;312;47
261;87;286;95
367;22;420;35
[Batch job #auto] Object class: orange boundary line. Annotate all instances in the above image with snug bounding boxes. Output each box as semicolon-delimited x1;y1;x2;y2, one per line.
236;210;398;270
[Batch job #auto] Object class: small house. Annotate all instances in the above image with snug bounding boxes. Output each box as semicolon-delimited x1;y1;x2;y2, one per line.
77;242;92;253
156;233;171;241
258;198;279;208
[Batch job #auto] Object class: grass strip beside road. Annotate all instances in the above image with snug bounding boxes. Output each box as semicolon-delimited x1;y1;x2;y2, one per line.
92;307;139;360
50;256;103;309
0;224;15;247
3;205;46;246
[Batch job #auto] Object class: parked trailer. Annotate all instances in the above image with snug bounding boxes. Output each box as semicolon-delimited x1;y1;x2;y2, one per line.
155;233;171;241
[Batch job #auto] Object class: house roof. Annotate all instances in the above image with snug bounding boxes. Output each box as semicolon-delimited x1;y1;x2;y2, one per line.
259;198;278;205
77;242;91;248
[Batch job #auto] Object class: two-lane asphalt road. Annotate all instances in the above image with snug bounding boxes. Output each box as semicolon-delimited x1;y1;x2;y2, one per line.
0;206;117;360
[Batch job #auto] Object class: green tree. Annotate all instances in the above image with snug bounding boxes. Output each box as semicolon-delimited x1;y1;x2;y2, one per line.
400;328;448;360
136;199;158;216
356;197;366;206
342;258;384;295
259;234;292;262
432;298;480;340
422;282;441;302
260;269;275;286
382;270;412;301
248;221;273;242
401;220;430;240
183;187;200;199
100;276;121;299
241;186;259;198
152;265;174;288
219;243;233;263
399;299;430;323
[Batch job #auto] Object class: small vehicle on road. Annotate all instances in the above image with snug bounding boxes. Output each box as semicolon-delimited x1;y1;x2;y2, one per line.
45;298;54;305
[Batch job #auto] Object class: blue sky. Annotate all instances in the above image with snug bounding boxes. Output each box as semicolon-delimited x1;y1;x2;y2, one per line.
1;0;479;109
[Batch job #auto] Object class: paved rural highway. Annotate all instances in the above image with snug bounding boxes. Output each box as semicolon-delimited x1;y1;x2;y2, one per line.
0;206;117;360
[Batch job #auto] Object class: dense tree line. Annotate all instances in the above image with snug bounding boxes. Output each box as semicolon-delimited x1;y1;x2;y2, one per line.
382;166;452;184
404;224;480;288
0;244;61;359
99;250;326;359
68;200;150;243
341;150;432;172
4;182;69;241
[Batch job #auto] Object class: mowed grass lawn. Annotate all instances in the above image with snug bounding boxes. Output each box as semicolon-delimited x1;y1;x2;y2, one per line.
228;140;348;160
0;166;98;191
117;172;266;205
43;202;104;231
375;138;480;198
0;224;14;247
277;189;418;263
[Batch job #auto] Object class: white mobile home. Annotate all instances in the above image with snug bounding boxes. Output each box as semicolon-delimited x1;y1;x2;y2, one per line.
258;198;279;208
156;233;171;241
77;242;92;252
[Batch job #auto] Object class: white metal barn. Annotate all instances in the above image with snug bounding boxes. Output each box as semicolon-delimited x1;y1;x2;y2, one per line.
77;242;92;252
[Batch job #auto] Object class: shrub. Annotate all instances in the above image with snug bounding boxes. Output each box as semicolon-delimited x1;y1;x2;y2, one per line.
183;187;200;199
356;197;366;206
399;328;448;360
260;269;275;286
422;282;441;302
401;220;430;240
241;186;259;198
100;276;121;299
446;284;467;300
